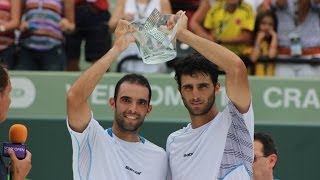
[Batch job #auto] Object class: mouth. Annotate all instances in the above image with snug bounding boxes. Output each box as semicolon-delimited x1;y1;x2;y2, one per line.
191;101;202;105
124;114;139;120
190;102;203;109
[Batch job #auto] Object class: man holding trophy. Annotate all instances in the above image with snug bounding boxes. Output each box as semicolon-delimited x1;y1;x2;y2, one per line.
67;9;253;180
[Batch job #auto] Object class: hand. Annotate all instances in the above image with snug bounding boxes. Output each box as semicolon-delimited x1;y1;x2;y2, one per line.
123;13;134;22
113;20;136;53
60;18;75;33
175;10;187;38
166;14;179;31
268;29;277;38
8;148;32;180
19;22;29;32
256;31;266;42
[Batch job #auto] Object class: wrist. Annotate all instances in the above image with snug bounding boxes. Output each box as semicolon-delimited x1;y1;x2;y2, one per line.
11;172;25;180
176;29;189;42
109;46;122;57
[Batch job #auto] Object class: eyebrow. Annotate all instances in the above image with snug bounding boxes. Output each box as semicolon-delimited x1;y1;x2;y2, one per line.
121;96;148;102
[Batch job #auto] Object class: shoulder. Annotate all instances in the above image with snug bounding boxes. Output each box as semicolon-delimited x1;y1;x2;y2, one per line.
239;1;254;14
166;125;190;144
143;139;167;155
209;1;224;12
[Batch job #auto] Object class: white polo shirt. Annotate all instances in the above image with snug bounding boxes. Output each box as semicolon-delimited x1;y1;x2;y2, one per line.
67;115;168;180
166;101;254;180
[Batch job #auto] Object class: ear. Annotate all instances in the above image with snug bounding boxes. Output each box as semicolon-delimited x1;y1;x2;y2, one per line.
268;154;278;169
146;104;152;116
109;97;116;111
215;81;221;96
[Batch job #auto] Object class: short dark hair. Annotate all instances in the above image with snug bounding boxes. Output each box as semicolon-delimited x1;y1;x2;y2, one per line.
173;52;219;90
254;132;278;157
0;63;9;96
114;73;152;104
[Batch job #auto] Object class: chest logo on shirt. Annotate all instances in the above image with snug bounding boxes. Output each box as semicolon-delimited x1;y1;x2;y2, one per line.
125;165;142;175
234;18;241;25
183;152;194;157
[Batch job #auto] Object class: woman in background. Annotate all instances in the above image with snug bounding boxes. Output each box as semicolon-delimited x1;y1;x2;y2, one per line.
0;0;21;69
250;10;278;76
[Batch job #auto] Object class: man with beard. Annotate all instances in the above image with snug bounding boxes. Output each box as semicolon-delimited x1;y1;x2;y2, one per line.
66;20;167;180
166;11;254;180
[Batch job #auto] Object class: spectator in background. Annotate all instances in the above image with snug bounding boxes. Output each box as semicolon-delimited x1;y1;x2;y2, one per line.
189;0;219;40
0;0;21;69
190;0;269;41
203;0;255;55
250;10;278;76
65;0;112;71
203;0;255;72
0;63;32;180
108;0;172;73
15;0;75;71
254;132;279;180
274;0;320;77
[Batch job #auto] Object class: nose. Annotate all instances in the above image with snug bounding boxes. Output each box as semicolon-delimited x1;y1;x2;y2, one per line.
192;89;200;100
128;103;138;113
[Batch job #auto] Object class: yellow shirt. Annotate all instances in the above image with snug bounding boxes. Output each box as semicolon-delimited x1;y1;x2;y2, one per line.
204;1;255;55
256;40;275;76
246;40;275;76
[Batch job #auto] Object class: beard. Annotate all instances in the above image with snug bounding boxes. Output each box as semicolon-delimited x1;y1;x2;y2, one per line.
114;110;145;132
182;92;216;116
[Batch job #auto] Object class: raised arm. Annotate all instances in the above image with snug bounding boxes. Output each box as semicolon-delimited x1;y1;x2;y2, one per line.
160;0;172;14
176;11;251;113
108;0;126;32
67;20;135;132
189;0;213;41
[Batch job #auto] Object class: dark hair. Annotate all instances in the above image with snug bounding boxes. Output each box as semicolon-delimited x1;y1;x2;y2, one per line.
173;52;219;90
0;63;9;96
253;10;278;42
114;73;152;104
254;132;278;163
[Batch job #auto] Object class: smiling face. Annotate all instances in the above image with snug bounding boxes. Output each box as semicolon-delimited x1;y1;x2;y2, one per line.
110;82;152;132
180;73;219;116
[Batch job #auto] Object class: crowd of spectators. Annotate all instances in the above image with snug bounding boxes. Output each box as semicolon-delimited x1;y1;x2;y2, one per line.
0;0;319;77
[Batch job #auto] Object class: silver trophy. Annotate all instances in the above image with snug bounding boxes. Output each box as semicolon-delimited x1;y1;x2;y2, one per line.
129;8;181;64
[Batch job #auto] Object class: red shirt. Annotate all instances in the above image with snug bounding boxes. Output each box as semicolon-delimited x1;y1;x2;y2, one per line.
75;0;109;11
